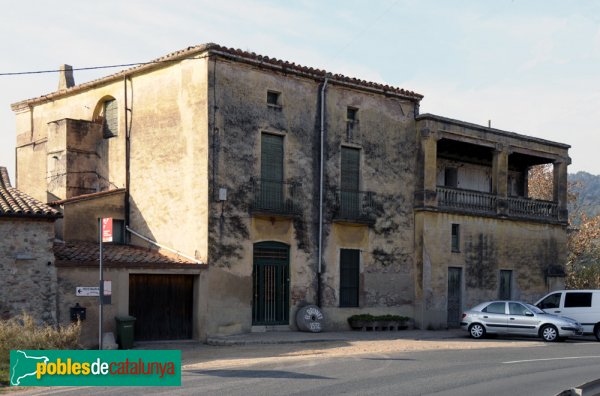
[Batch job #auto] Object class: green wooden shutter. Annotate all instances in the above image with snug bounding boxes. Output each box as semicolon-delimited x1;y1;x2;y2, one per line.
260;134;284;210
261;134;283;181
341;147;360;218
341;147;359;191
340;249;360;307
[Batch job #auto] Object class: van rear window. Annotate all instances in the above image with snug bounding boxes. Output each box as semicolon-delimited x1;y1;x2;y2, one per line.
564;292;592;308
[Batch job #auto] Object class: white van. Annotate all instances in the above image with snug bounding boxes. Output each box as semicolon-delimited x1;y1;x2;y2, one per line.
535;290;600;340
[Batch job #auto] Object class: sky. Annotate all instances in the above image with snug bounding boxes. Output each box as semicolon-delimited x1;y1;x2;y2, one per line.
1;0;599;184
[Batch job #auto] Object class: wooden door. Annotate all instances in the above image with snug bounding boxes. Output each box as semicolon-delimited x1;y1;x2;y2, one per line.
447;267;462;327
129;274;194;340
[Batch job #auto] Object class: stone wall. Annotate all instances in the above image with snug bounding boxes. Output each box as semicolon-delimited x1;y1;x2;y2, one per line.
0;219;57;324
415;211;567;328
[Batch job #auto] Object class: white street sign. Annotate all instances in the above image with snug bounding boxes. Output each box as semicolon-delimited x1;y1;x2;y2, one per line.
76;281;111;297
76;287;99;296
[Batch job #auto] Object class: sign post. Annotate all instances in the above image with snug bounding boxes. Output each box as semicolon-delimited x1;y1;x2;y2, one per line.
99;218;113;350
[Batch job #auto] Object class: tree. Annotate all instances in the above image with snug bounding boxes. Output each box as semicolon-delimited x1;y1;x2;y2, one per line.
528;165;600;288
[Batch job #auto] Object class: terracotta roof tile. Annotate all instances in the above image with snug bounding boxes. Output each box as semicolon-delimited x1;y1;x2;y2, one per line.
12;43;423;110
54;241;202;268
0;167;61;219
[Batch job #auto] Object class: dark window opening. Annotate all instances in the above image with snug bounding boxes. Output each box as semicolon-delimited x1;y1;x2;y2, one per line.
99;219;125;244
267;91;281;106
340;249;360;307
451;224;460;252
347;107;358;122
445;167;458;188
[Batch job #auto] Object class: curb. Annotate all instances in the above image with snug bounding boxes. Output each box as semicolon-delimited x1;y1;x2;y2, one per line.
206;337;347;346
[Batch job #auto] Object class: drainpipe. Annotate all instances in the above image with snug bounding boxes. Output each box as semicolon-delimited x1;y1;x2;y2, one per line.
124;77;131;242
317;76;329;308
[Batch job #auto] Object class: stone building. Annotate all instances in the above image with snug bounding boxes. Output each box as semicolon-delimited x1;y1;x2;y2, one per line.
0;166;61;323
10;43;570;343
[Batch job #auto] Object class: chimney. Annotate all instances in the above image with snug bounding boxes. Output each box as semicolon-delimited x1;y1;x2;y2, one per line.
58;64;75;90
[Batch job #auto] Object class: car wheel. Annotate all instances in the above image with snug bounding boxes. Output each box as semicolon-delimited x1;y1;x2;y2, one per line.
541;325;558;342
594;325;600;341
469;323;486;339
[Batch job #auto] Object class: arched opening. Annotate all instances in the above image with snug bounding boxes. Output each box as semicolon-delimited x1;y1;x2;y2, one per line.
92;96;118;138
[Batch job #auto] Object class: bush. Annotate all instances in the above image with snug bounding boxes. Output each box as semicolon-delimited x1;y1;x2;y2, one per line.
0;313;81;386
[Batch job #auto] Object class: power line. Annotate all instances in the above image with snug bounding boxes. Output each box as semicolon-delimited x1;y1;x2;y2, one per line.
0;56;209;77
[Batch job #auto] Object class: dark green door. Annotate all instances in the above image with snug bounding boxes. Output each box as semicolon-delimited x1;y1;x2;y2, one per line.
340;147;360;218
260;133;284;211
499;270;512;300
447;267;462;327
253;242;290;325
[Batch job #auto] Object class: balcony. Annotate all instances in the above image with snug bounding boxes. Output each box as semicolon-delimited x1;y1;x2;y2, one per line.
507;197;558;219
436;187;559;221
250;178;301;216
437;187;497;214
333;189;376;224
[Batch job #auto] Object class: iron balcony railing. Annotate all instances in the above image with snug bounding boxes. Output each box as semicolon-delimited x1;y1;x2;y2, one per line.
507;197;558;219
251;178;301;215
436;187;559;220
334;189;376;223
437;187;497;214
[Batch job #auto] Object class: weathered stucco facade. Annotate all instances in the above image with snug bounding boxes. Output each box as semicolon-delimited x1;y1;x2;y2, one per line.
11;43;570;342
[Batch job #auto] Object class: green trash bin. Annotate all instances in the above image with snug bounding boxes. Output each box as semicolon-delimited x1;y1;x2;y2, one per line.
115;316;136;349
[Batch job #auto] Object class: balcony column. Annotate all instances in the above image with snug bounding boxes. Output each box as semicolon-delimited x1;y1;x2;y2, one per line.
492;144;509;216
418;128;439;208
553;157;570;222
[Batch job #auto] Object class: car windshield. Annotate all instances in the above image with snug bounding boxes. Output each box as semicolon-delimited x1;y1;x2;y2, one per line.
524;303;544;314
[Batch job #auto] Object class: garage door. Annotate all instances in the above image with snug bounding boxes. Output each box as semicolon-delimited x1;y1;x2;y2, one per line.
129;274;194;340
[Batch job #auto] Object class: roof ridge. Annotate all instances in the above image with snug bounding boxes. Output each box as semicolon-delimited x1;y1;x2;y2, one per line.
12;42;423;109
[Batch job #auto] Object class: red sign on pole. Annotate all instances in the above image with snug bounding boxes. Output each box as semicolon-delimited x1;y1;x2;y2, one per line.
101;218;113;243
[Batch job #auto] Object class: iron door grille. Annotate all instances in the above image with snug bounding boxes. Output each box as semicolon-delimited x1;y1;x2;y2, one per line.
253;242;290;325
340;249;360;307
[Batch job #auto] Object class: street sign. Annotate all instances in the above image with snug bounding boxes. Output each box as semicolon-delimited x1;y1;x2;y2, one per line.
76;287;99;297
76;281;111;297
102;218;113;242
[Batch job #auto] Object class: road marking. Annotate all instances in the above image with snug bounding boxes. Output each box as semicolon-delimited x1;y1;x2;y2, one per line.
504;356;600;364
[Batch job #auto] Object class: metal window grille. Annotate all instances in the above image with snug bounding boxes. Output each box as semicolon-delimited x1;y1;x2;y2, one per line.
340;249;360;307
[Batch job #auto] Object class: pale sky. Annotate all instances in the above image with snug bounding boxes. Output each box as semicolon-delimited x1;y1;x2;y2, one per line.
1;0;599;184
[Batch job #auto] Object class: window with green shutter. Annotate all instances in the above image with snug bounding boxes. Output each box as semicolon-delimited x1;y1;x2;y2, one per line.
340;249;360;307
340;147;360;218
260;133;284;210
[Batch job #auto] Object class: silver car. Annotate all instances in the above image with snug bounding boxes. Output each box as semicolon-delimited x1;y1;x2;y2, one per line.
461;300;584;342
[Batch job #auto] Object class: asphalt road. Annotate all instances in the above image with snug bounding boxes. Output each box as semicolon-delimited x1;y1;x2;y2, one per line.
15;337;600;396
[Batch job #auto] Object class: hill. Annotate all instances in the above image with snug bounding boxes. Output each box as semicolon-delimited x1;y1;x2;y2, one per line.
569;171;600;218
